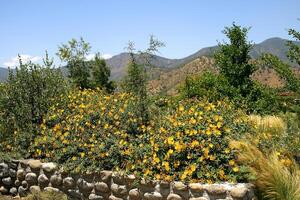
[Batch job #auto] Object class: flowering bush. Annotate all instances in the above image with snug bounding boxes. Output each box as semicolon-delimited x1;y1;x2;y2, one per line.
28;89;250;182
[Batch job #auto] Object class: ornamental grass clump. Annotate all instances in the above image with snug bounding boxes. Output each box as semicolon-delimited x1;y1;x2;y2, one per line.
233;141;300;200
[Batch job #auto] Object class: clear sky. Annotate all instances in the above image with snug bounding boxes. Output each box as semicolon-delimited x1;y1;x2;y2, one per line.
1;0;300;67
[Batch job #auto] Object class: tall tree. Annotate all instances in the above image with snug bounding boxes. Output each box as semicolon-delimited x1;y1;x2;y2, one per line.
57;37;91;89
91;53;115;93
214;23;257;95
124;35;164;124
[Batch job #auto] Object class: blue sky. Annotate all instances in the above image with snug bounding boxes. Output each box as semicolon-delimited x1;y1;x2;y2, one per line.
1;0;300;67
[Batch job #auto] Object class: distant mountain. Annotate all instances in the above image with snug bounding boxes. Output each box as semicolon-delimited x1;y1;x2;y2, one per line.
0;37;299;82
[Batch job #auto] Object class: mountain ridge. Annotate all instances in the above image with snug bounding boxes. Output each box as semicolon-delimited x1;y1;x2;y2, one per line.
0;37;299;82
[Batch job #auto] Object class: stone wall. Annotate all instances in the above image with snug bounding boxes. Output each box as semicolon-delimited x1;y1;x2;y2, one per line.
0;159;256;200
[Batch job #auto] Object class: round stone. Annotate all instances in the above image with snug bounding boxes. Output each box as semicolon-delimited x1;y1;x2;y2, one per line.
38;174;49;187
2;177;12;186
44;186;60;192
129;188;141;200
15;179;21;186
9;187;18;196
111;183;128;196
30;185;41;193
0;186;8;194
143;192;163;200
18;186;27;197
50;174;62;187
89;193;104;200
9;168;16;177
25;172;37;185
167;193;182;200
173;182;188;191
230;187;248;198
63;177;76;189
77;178;94;196
0;163;9;178
17;169;26;181
100;170;112;183
21;180;28;189
205;185;226;195
189;183;204;193
42;162;57;173
95;182;110;193
28;160;42;170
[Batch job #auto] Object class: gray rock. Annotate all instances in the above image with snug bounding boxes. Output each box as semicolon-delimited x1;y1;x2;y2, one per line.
9;187;18;196
167;193;182;200
2;177;12;186
89;193;104;200
77;178;94;196
173;182;188;191
9;168;16;177
0;163;9;177
18;186;27;197
109;195;123;200
21;180;28;189
44;186;60;193
100;170;112;183
63;177;76;189
94;182;110;193
42;162;57;173
28;160;42;170
129;188;141;200
189;183;204;193
15;179;21;187
30;185;41;193
50;174;62;187
68;189;83;200
38;174;49;187
111;183;128;197
8;161;18;169
25;172;37;185
17;169;26;181
189;198;208;200
0;186;8;194
206;185;226;200
144;192;163;200
230;187;248;199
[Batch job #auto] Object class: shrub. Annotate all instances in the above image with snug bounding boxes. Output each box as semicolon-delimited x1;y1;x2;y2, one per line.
30;90;251;183
0;56;69;157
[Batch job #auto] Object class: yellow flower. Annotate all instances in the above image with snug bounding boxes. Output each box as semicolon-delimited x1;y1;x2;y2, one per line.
163;161;170;172
167;136;174;145
179;105;184;112
80;152;85;158
233;166;239;172
229;160;235;166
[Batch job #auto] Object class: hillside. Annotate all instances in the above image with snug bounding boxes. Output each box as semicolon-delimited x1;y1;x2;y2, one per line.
0;37;299;83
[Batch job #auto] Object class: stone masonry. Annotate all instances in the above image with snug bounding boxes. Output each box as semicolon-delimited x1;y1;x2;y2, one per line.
0;159;257;200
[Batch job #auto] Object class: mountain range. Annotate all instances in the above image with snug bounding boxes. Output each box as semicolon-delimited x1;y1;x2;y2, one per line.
0;37;298;82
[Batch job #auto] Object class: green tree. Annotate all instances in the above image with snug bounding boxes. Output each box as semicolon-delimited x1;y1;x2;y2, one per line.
214;23;257;96
287;20;300;66
91;53;115;93
124;36;164;124
57;37;91;89
0;52;68;156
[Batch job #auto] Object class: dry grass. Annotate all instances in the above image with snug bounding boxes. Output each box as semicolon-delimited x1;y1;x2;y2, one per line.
0;191;67;200
232;141;300;200
248;115;286;136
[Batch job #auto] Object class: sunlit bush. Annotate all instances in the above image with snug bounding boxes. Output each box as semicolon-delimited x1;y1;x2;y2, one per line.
29;89;250;182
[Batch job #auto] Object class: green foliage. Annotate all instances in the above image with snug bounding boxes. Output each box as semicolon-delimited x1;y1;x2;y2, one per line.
214;23;257;95
0;53;68;156
123;36;165;124
91;53;115;93
29;89;251;182
57;37;92;89
182;71;239;102
287;21;300;66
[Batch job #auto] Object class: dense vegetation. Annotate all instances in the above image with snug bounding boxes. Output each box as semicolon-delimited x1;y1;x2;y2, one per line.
0;23;300;199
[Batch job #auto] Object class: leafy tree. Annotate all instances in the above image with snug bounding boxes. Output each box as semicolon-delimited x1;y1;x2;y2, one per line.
57;37;91;89
124;36;165;124
287;20;300;66
214;23;257;96
0;52;68;156
91;53;115;93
